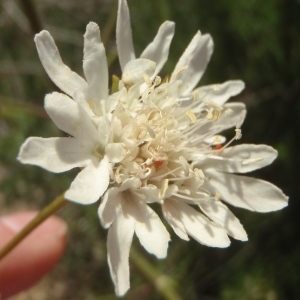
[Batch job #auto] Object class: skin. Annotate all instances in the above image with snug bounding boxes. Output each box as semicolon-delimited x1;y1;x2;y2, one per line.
0;211;67;299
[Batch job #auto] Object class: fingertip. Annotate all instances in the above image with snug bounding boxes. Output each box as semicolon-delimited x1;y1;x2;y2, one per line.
0;211;68;299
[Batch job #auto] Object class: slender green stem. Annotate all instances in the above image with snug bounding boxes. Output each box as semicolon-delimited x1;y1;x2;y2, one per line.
101;0;119;47
0;193;68;260
130;246;182;300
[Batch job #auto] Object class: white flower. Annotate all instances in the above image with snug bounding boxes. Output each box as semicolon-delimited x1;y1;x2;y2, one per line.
18;0;288;297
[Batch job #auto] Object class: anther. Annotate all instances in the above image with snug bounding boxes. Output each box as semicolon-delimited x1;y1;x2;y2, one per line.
159;179;169;199
186;111;197;123
173;65;188;80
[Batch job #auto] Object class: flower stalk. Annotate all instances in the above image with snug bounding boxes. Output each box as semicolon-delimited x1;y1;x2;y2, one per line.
0;193;68;260
130;246;182;300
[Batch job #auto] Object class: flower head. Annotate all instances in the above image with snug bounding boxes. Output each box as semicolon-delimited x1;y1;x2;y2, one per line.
18;0;288;296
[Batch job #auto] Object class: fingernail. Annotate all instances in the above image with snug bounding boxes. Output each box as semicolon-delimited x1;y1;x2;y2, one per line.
0;216;24;233
0;212;67;237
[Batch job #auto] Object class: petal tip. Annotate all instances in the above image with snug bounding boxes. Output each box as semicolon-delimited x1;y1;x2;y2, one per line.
163;20;175;29
34;30;50;42
85;21;100;35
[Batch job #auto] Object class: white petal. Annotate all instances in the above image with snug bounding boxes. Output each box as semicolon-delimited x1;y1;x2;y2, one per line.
122;58;156;86
204;170;289;212
18;137;90;173
141;21;175;75
126;82;142;109
45;92;99;144
199;199;248;241
171;201;230;247
105;143;125;163
202;144;278;173
98;187;122;228
117;0;135;70
196;80;245;106
123;199;170;258
107;211;135;296
72;89;95;118
171;32;213;95
162;201;189;241
105;88;126;114
120;177;142;191
139;185;160;203
34;30;88;96
83;22;108;102
64;156;110;204
95;115;111;147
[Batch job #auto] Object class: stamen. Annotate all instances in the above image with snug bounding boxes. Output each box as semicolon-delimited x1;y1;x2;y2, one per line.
173;65;188;80
142;74;152;87
159;179;169;199
186;111;197;123
192;89;200;102
214;136;223;144
182;119;205;136
205;100;222;110
235;128;242;140
194;168;205;180
178;96;193;102
212;84;220;91
179;156;189;175
153;76;162;86
173;192;210;203
205;100;223;121
150;166;183;180
144;123;156;138
141;158;154;166
214;192;221;201
168;176;193;181
215;110;246;151
206;107;222;122
206;108;214;120
225;108;233;115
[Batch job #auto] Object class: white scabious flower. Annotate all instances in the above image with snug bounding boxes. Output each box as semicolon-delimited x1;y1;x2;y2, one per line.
18;0;288;296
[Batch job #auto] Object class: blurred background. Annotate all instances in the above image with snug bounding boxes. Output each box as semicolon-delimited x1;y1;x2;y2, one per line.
0;0;299;299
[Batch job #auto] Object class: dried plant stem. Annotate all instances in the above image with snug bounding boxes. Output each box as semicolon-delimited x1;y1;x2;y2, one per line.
0;100;48;119
130;247;182;300
19;0;42;34
0;193;68;260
